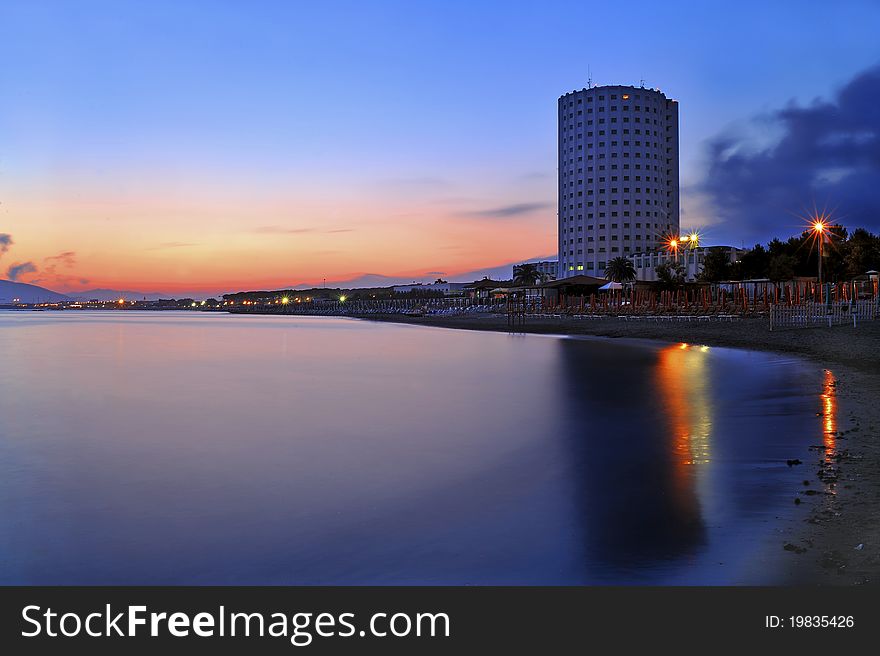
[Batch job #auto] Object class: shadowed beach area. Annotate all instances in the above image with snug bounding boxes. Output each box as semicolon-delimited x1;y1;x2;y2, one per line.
357;313;880;585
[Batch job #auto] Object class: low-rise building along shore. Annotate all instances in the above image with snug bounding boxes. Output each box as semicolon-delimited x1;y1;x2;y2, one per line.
632;245;743;282
392;280;469;295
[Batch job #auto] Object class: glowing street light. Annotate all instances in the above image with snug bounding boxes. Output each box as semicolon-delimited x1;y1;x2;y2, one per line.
664;230;701;271
339;295;347;303
666;236;679;264
281;296;289;305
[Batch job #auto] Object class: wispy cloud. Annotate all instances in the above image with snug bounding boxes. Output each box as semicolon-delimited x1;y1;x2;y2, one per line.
457;202;553;219
44;251;77;266
31;274;91;290
255;225;314;234
2;250;87;290
7;261;38;281
148;242;199;250
17;251;89;290
254;225;353;235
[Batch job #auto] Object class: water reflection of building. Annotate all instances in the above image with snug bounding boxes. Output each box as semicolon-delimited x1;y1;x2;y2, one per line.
556;339;706;576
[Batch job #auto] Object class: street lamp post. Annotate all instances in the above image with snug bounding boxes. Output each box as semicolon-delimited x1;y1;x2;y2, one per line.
813;219;826;302
681;235;691;279
683;231;699;282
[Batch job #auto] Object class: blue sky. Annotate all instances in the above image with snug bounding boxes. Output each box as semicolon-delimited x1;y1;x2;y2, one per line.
1;0;879;291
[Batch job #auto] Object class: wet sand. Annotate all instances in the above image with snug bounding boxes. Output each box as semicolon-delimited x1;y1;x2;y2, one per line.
356;313;880;585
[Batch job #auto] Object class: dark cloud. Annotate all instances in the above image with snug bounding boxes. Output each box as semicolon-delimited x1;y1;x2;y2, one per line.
458;202;553;218
700;63;880;243
7;261;38;281
0;233;12;256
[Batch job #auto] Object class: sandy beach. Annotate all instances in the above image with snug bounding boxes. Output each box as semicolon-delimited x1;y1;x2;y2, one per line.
355;313;880;585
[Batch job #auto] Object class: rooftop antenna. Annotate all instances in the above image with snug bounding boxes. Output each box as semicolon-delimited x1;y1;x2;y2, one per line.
587;65;593;89
639;77;645;88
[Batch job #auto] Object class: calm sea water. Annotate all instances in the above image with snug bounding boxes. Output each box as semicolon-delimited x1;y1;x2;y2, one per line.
0;311;825;585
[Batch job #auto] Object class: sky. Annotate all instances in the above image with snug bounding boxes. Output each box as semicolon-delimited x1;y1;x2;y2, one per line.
1;0;879;295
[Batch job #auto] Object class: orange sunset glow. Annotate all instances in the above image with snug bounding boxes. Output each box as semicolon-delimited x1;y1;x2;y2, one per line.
3;182;555;294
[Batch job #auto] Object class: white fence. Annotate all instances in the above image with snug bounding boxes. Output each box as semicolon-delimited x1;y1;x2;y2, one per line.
769;300;878;331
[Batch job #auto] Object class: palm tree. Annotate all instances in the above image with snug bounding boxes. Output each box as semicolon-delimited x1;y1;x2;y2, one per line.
513;263;542;286
604;256;636;283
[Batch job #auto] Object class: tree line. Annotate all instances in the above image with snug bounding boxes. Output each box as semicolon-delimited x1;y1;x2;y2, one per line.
600;226;880;289
698;226;880;283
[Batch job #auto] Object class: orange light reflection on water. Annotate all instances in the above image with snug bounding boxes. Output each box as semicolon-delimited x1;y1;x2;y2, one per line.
656;343;713;467
821;369;837;453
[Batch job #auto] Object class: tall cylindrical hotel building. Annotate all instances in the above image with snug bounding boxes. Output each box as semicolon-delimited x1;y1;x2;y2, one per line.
558;85;679;278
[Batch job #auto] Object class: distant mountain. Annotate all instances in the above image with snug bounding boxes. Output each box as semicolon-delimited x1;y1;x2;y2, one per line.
0;279;70;303
68;288;168;301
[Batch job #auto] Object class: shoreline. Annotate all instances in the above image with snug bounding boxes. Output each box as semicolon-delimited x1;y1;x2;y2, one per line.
353;312;880;585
